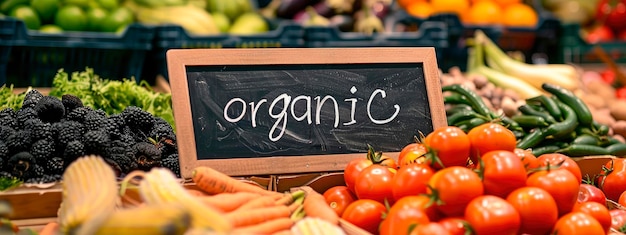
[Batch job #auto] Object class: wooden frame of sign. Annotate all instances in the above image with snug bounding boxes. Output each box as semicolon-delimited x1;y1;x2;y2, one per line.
167;48;446;179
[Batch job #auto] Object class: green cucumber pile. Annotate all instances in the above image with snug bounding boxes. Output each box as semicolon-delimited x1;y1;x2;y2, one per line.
444;83;626;157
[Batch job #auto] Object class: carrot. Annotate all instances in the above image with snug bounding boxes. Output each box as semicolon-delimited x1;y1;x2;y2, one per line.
302;187;339;225
231;218;294;235
38;222;59;235
186;189;209;197
226;205;292;227
275;190;305;206
271;230;294;235
231;195;278;212
192;166;280;196
198;192;259;212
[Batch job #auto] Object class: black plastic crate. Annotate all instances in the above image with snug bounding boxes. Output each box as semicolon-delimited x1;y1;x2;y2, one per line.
0;19;17;87
558;23;626;65
303;21;448;67
1;18;155;87
144;20;305;82
390;4;560;71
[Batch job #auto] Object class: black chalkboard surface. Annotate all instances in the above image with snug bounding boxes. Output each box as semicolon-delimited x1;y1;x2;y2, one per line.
167;48;446;177
186;64;432;159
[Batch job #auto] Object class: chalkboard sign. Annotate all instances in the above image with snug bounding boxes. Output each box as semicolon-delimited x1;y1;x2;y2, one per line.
167;48;446;178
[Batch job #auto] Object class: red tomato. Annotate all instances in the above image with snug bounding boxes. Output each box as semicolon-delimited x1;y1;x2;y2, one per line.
391;163;435;201
465;195;521;235
390;195;440;221
552;212;605;234
598;158;626;201
380;197;431;235
596;0;626;33
616;87;626;100
610;209;626;231
513;148;539;171
573;201;612;233
342;199;386;235
578;184;607;205
398;142;428;166
467;123;517;164
586;25;615;43
438;217;471;235
619;191;626;207
344;158;373;194
537;153;583;184
506;186;558;235
428;166;484;217
354;165;395;204
480;150;528;198
409;222;452;235
526;168;580;216
423;126;470;169
322;186;357;217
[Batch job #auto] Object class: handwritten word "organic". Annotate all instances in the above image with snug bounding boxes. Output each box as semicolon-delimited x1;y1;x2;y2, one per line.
223;87;400;142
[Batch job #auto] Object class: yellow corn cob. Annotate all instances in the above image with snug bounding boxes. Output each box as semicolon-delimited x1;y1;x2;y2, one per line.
91;203;191;235
291;217;346;235
127;168;232;232
58;155;119;234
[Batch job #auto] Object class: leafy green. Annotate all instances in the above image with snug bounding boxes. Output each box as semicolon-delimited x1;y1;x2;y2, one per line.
49;68;175;129
0;85;28;111
0;177;22;191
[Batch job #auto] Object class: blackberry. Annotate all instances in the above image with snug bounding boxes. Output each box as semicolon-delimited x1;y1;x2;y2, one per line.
34;96;65;123
63;140;84;163
21;89;43;109
95;109;107;117
150;119;176;141
84;111;106;131
65;107;93;123
5;130;32;154
31;164;45;178
25;174;61;184
61;94;83;114
83;129;110;155
44;157;64;175
54;121;84;147
0;171;12;178
102;118;122;140
132;142;161;171
161;153;180;177
105;153;136;176
0;108;17;129
0;141;8;164
7;152;37;179
0;125;15;142
108;114;125;128
23;119;52;141
16;107;37;128
30;139;55;162
121;106;155;135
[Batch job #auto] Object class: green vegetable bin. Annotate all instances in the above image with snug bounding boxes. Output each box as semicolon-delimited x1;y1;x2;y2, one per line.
0;18;155;87
142;19;305;83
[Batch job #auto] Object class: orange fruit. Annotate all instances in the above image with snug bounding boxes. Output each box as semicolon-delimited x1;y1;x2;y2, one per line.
406;1;434;19
397;0;427;10
502;3;538;27
493;0;522;8
431;0;470;16
465;1;502;25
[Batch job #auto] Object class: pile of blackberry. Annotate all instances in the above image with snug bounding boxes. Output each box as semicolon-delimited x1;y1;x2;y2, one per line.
0;90;180;183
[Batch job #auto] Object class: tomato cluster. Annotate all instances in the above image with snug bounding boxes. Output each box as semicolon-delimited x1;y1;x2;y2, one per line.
322;123;626;235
